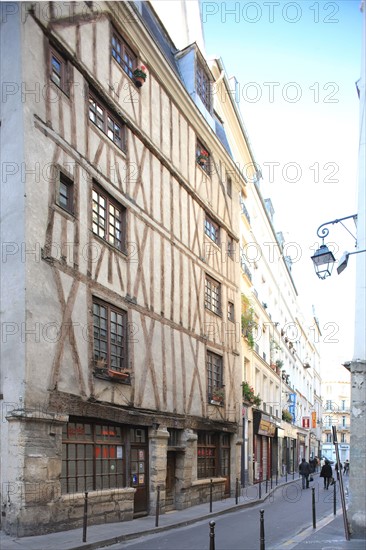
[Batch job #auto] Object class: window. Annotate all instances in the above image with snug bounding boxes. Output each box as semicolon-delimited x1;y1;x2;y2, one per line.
326;433;332;443
61;420;125;493
207;350;223;399
89;94;126;150
92;186;126;251
50;47;68;94
341;433;345;443
205;275;221;315
227;237;235;260
196;58;212;111
111;30;136;79
227;175;232;197
196;139;210;174
342;416;346;427
204;215;219;244
197;431;218;479
93;299;127;373
57;172;74;214
228;302;234;322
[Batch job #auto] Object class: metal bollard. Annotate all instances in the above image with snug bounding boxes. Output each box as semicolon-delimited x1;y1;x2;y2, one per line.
209;478;213;513
270;475;273;490
155;485;160;527
293;469;295;480
259;480;262;499
265;478;268;493
209;520;216;550
286;470;288;482
333;480;336;516
82;491;88;543
235;477;239;505
276;471;278;486
260;509;265;550
312;487;316;529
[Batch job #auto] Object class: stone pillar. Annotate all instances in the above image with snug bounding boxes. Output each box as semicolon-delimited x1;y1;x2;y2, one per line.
3;410;67;537
175;429;197;509
148;426;169;515
348;360;366;537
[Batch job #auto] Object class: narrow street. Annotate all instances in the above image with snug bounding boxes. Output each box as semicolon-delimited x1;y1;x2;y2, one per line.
103;478;347;550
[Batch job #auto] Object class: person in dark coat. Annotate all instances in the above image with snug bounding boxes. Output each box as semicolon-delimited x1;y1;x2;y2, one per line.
299;458;311;489
343;459;350;475
320;460;333;489
335;461;343;480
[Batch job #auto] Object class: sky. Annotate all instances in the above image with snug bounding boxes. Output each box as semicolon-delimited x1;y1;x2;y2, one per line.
202;0;363;373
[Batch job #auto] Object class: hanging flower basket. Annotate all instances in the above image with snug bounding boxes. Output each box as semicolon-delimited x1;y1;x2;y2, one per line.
197;149;209;166
133;65;148;87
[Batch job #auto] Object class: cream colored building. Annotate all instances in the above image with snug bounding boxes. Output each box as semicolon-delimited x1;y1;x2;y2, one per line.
322;373;351;463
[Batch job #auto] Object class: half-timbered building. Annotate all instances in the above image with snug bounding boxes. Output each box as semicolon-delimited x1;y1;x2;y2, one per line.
0;1;245;536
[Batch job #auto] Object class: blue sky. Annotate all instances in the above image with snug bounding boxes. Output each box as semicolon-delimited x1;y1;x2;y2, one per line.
202;0;363;368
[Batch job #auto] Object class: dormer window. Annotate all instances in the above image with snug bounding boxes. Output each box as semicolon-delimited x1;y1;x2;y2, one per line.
196;58;212;111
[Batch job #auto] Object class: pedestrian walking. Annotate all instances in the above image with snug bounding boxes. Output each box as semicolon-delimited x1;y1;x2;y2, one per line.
335;461;343;480
343;459;350;475
299;458;311;489
320;460;333;489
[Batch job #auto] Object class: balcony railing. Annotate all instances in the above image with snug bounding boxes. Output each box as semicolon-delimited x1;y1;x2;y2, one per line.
240;258;252;281
240;200;251;223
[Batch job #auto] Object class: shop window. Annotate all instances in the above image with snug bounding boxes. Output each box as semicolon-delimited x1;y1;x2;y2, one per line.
61;420;124;493
197;431;218;479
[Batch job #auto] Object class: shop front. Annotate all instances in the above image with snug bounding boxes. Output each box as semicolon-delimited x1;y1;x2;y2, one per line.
253;411;276;482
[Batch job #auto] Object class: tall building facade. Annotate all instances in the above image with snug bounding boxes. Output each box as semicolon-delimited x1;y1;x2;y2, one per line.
0;1;244;536
322;375;351;463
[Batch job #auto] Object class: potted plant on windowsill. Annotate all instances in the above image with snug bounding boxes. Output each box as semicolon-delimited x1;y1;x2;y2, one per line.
197;149;209;166
133;65;147;87
282;409;293;423
275;359;283;375
242;381;261;407
107;368;130;380
210;387;225;405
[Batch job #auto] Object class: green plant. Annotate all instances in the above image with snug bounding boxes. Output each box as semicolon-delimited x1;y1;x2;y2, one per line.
282;409;292;423
241;294;257;349
275;359;284;369
133;65;147;80
242;381;261;407
211;387;225;400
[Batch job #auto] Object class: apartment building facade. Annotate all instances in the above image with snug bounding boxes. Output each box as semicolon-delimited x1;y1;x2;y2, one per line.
322;374;351;463
0;1;245;536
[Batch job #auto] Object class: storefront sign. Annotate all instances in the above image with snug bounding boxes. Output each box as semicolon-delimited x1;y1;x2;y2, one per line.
288;393;296;423
254;411;276;437
311;411;317;428
302;417;310;429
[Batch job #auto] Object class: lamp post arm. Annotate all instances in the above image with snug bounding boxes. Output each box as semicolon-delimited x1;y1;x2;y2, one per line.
346;248;366;257
316;214;358;243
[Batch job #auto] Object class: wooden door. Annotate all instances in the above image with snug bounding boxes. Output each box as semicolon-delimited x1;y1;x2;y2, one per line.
165;452;176;508
130;428;148;516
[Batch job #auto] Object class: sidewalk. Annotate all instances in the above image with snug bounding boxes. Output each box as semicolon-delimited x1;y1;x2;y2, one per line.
0;475;364;550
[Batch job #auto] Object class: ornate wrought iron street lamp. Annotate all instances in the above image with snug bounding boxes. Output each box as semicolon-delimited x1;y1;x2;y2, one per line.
311;214;366;279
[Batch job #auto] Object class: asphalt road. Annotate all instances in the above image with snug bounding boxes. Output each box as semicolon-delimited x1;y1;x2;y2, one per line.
102;479;346;550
